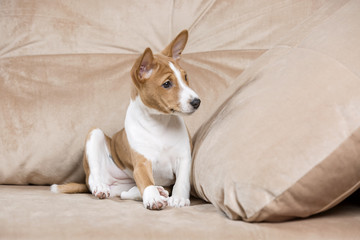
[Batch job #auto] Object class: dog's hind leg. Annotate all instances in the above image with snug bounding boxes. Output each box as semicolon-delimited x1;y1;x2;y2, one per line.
85;128;113;199
85;128;135;199
85;128;134;199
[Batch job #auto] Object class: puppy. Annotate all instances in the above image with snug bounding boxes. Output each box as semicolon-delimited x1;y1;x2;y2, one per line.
51;30;201;210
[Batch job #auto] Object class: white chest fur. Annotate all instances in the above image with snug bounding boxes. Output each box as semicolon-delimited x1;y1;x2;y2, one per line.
124;96;191;186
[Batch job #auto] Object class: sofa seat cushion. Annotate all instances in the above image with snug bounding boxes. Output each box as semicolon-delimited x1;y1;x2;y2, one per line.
1;185;360;239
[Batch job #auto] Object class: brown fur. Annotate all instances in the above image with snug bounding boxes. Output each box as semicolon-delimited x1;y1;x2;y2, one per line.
132;152;155;195
55;183;89;194
110;129;133;170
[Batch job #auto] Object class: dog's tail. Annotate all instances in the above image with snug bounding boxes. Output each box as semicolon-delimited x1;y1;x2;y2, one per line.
51;183;89;194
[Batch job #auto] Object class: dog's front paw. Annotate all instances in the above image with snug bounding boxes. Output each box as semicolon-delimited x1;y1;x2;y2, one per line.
143;186;168;210
91;184;110;199
157;186;169;198
167;196;190;207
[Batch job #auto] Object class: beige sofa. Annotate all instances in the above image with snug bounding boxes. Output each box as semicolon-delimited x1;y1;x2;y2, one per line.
1;1;360;239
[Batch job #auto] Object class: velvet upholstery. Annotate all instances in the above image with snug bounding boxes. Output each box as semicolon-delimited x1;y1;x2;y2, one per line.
1;0;359;230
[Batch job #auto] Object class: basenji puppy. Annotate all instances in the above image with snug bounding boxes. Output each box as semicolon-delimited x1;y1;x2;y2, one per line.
51;30;201;210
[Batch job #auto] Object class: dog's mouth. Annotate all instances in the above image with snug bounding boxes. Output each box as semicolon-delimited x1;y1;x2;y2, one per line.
168;99;201;116
170;108;197;116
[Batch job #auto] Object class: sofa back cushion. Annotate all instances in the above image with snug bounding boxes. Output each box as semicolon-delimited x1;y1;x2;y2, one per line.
0;0;325;185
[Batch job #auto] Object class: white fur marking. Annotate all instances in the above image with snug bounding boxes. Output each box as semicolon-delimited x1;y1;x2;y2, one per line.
50;184;58;193
121;186;142;200
168;197;190;207
168;62;199;114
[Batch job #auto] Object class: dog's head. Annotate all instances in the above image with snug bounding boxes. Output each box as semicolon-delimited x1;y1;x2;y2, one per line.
130;30;200;115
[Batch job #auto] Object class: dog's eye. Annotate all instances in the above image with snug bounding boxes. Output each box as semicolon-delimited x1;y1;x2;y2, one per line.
162;80;173;89
184;74;188;82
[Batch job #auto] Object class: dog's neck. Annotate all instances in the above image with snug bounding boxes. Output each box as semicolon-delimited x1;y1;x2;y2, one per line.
125;95;183;135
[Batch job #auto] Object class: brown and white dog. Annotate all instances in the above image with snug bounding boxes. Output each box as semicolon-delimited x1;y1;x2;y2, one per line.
51;30;201;210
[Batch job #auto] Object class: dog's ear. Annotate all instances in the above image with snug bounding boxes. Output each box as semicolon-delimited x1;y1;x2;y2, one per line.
137;48;155;81
162;30;188;60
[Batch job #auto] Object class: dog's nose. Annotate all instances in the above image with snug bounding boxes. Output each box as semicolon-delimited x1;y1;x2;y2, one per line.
190;98;201;109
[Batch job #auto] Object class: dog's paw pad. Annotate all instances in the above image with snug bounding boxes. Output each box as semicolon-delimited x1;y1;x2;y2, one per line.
156;186;169;198
92;184;110;199
168;197;190;208
143;186;168;210
146;198;167;210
